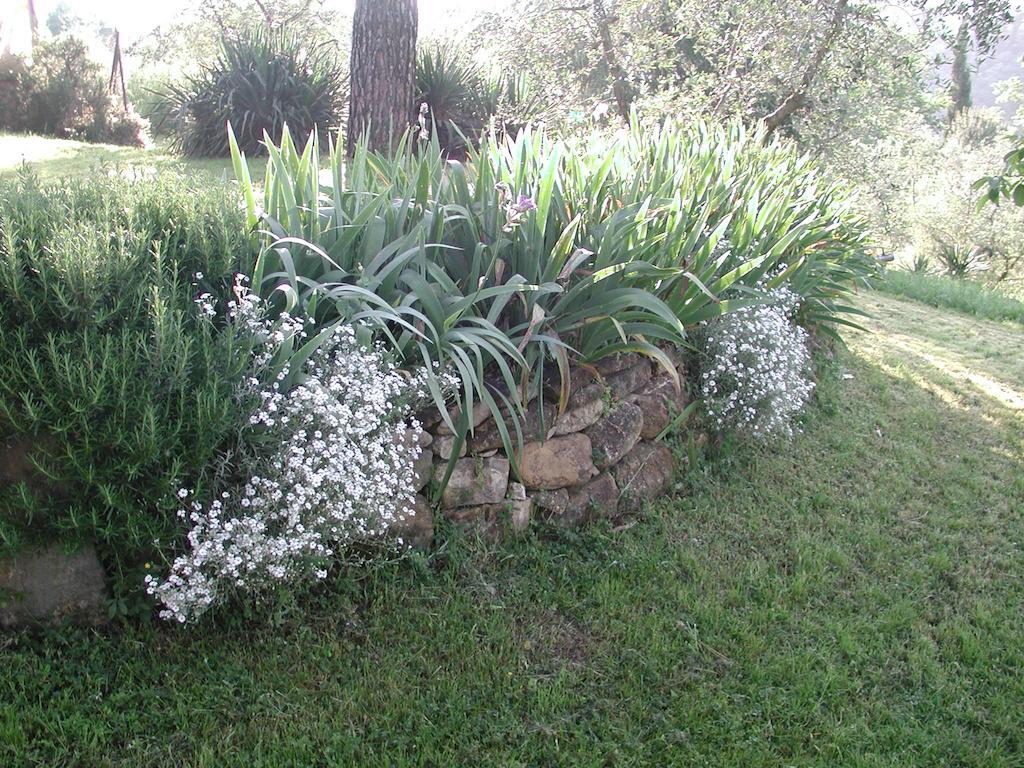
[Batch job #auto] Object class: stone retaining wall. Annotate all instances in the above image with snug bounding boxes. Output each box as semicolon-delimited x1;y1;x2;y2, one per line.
1;352;693;627
402;352;692;546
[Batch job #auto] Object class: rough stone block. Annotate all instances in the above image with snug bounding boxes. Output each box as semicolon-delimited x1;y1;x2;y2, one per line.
550;397;604;437
391;494;435;550
470;400;556;454
443;497;530;541
560;472;619;526
592;352;642;375
517;433;597;490
441;457;510;508
412;448;434;492
544;366;604;411
433;400;494;436
434;434;468;461
605;361;653;400
630;375;690;439
585;401;643;470
531;488;569;517
1;544;108;629
611;441;676;512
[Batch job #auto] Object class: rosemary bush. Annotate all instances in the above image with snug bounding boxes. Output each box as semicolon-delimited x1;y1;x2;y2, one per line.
0;172;258;610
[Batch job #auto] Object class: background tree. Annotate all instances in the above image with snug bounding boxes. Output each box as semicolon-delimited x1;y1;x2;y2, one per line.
591;0;633;123
128;0;345;78
948;21;973;120
761;0;850;133
909;0;1013;123
914;0;1012;57
45;2;80;37
473;0;929;143
347;0;418;154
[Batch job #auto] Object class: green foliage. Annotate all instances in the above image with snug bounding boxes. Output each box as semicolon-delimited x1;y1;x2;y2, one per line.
472;0;930;146
416;46;549;151
977;139;1024;208
908;110;1024;285
878;270;1024;324
0;171;259;596
233;118;872;480
127;0;348;79
0;37;149;146
153;26;346;156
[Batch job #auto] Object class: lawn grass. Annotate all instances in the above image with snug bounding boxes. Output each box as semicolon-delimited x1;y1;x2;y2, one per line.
0;133;263;183
878;269;1024;325
2;299;1023;766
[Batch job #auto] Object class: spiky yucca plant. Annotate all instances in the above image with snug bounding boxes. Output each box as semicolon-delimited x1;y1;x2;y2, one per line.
154;27;345;157
415;47;548;152
415;47;480;147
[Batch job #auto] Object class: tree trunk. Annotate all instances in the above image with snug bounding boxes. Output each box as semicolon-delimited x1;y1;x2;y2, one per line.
762;0;849;135
591;0;632;124
347;0;418;155
27;0;39;47
948;21;972;123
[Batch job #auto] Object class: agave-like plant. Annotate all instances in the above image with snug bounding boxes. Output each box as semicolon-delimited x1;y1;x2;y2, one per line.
415;47;550;153
154;27;345;157
469;71;550;139
415;47;481;151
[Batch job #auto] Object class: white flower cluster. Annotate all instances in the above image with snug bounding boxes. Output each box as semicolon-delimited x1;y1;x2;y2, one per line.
148;280;432;623
699;285;814;440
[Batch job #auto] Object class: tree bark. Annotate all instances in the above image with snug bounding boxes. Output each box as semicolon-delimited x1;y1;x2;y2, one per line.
762;0;849;135
347;0;418;155
28;0;39;47
591;0;632;124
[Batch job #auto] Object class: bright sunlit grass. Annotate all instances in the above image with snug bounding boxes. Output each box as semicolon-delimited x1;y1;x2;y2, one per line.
0;133;263;183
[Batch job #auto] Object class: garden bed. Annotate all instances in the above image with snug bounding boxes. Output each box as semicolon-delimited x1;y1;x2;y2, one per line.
1;119;874;626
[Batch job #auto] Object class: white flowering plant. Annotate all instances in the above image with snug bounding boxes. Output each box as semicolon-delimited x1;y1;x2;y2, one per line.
698;285;815;441
147;276;435;623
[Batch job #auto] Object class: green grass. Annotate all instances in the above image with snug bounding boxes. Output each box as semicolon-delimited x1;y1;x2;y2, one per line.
0;133;264;183
2;298;1023;766
878;269;1024;324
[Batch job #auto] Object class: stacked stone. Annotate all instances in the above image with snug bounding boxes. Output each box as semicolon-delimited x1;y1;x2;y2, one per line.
0;354;692;627
402;352;690;545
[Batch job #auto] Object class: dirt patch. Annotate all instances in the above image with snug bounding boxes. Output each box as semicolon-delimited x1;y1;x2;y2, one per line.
518;608;593;672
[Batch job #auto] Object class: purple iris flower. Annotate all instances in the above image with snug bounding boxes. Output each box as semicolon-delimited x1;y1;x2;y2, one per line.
515;194;537;212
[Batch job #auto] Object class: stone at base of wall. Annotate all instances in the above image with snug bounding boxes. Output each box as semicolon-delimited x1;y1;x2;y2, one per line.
443;496;531;542
611;441;675;513
559;472;619;526
390;495;435;551
1;544;109;629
